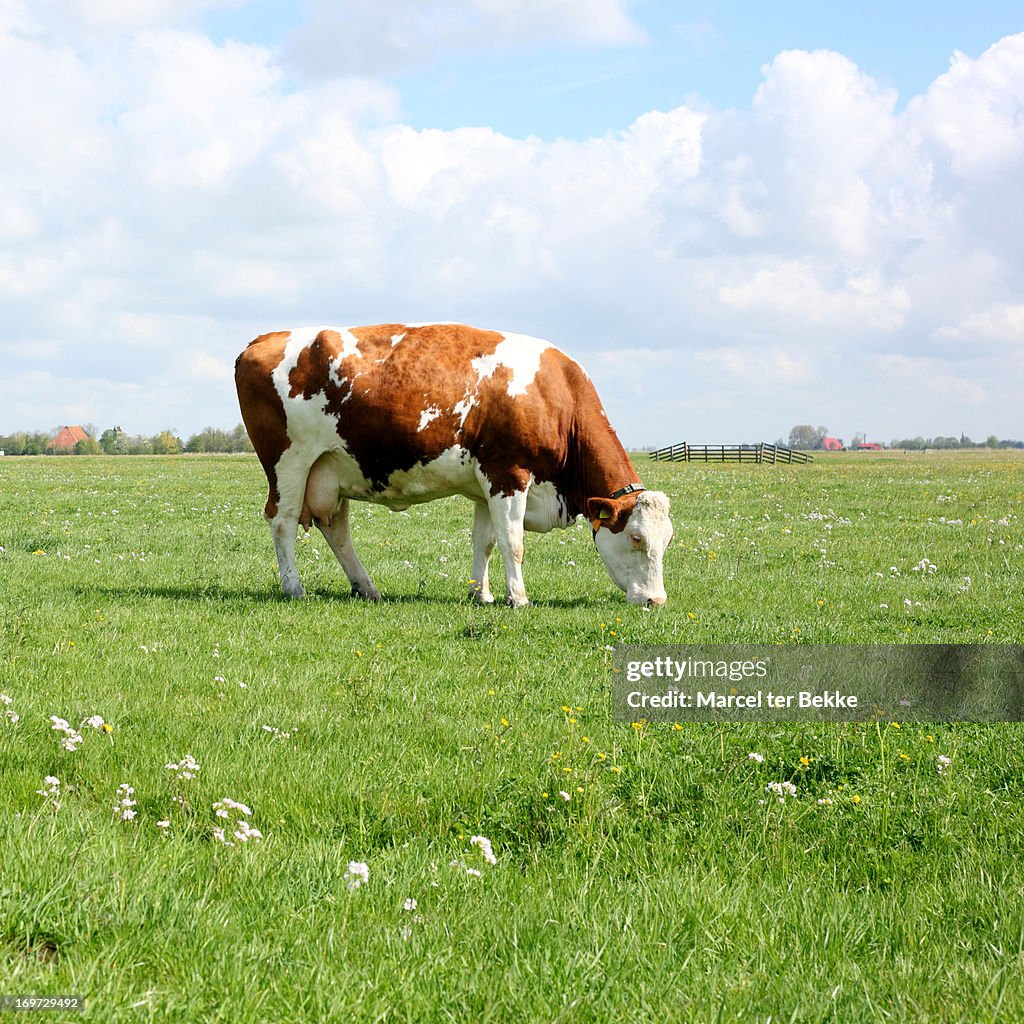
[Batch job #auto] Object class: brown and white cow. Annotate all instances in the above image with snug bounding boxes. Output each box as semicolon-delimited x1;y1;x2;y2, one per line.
235;323;672;607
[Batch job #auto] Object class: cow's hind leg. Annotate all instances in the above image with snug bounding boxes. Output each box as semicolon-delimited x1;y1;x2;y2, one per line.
315;499;381;600
469;499;496;604
484;488;530;608
267;449;318;598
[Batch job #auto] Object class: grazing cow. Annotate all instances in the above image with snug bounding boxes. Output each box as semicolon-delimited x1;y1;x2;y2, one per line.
235;323;672;606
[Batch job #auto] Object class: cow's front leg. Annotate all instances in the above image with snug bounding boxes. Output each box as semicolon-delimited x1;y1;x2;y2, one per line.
315;499;381;600
469;500;496;604
485;489;530;608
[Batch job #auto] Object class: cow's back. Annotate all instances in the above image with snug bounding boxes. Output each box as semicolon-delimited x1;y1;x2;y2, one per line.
237;323;599;499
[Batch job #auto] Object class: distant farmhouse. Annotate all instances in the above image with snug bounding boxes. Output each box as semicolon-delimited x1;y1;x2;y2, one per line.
48;425;90;452
822;437;884;452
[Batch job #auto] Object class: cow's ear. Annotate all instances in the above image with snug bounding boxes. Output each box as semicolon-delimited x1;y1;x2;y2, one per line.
586;497;627;531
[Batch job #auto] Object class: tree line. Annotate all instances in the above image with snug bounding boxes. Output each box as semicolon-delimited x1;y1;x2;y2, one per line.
0;425;254;456
786;424;1023;451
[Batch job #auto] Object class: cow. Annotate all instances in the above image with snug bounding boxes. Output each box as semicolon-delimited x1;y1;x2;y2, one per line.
234;323;672;607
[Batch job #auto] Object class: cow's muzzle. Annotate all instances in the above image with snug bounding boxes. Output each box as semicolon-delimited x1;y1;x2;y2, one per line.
627;589;667;608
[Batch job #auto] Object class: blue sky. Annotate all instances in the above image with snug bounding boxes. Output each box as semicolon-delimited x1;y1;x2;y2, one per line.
200;1;1024;137
2;1;1023;445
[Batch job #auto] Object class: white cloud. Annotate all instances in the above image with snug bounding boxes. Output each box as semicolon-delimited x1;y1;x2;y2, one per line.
717;261;911;332
875;355;987;405
908;34;1024;183
21;0;244;34
696;346;816;387
285;0;645;77
933;304;1024;345
190;351;234;382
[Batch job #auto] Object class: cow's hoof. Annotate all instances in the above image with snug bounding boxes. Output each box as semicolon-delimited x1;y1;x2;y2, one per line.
352;584;382;601
469;589;496;605
282;583;305;599
505;595;530;609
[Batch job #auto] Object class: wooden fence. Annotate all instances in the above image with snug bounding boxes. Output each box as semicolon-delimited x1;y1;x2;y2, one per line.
649;442;813;464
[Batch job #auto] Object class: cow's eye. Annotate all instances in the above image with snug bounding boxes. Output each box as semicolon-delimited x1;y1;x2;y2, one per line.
629;533;643;550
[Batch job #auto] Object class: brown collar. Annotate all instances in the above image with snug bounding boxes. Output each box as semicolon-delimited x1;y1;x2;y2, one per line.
609;483;645;500
592;483;646;535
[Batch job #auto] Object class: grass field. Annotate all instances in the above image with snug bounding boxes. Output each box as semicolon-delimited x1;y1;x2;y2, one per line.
1;450;1023;1022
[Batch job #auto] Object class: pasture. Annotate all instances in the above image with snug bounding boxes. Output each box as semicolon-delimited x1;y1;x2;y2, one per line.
1;450;1022;1022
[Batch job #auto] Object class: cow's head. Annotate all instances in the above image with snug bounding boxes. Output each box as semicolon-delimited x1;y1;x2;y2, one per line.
587;490;672;606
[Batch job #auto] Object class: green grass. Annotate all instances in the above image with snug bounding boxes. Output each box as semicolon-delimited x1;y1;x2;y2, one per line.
1;450;1022;1022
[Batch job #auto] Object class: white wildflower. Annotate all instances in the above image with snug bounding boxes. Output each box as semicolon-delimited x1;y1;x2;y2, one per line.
213;797;252;818
50;716;84;751
748;752;764;763
403;898;418;912
470;835;497;866
559;790;570;801
261;725;296;739
938;754;952;773
211;798;261;847
765;781;797;802
113;783;137;821
165;754;200;781
345;860;370;890
36;775;62;809
233;821;263;843
1;693;18;724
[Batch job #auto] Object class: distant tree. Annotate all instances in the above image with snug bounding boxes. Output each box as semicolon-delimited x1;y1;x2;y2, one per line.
986;435;999;449
74;436;101;455
152;431;182;455
788;424;828;450
23;432;50;455
185;424;254;453
933;436;959;449
959;433;974;448
230;423;254;452
185;431;207;453
100;427;130;454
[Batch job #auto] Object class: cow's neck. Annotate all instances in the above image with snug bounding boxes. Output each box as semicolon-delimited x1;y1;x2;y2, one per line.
563;417;643;518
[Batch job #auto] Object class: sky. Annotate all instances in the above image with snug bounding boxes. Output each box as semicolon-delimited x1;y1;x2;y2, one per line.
2;0;1024;447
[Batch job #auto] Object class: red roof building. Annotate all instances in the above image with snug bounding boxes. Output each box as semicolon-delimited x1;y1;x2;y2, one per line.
822;437;844;451
49;425;90;451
